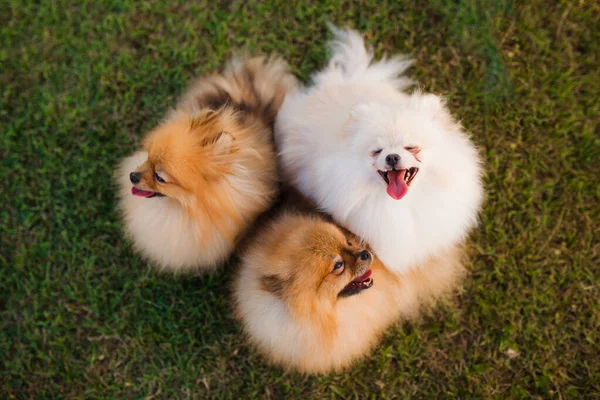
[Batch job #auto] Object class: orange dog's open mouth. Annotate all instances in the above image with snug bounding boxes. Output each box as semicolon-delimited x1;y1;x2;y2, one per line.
131;187;164;198
338;269;373;298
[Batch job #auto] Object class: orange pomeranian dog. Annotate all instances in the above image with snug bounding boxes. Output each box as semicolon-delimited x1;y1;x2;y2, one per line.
233;211;465;374
116;57;297;273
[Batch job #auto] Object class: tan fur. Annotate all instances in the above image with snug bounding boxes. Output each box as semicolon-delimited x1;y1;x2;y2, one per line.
116;57;298;273
233;212;465;374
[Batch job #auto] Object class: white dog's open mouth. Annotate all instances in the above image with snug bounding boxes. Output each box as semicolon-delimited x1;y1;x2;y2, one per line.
378;167;419;200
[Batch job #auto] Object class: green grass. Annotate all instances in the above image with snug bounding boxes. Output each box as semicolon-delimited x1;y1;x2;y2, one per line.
1;0;599;398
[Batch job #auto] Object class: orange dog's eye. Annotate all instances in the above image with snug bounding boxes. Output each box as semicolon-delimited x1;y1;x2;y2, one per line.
154;172;166;183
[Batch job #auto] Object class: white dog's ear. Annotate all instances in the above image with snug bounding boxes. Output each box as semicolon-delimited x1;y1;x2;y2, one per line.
350;103;377;121
418;94;457;131
419;94;449;119
421;94;443;111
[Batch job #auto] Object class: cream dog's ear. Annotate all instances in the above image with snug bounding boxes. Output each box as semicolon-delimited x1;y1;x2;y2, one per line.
260;275;285;298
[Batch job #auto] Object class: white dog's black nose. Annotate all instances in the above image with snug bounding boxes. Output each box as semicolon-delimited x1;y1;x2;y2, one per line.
385;153;400;167
129;172;141;184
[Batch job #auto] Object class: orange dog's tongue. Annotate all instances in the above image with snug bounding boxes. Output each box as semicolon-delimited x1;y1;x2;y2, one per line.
131;187;155;198
386;170;408;200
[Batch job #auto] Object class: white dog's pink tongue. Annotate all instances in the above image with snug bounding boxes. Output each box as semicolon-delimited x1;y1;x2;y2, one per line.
386;170;408;200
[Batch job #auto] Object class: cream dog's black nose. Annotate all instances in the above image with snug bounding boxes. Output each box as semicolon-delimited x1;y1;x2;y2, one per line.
386;153;400;167
129;172;141;184
360;250;371;260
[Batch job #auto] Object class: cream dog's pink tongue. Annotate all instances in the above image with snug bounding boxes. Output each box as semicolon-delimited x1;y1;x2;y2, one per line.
386;170;408;200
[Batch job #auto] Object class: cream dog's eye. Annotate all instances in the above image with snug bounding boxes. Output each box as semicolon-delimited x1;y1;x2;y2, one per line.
333;260;344;274
370;149;382;157
405;146;420;154
154;172;166;183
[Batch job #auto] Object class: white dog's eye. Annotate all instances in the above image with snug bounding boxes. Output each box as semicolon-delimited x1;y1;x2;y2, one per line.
405;146;421;155
370;149;383;157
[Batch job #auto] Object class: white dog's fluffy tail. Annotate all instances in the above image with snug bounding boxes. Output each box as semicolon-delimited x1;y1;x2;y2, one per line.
312;24;414;90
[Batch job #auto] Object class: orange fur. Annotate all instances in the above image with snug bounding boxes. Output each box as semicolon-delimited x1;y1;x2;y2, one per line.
233;212;465;374
116;57;298;272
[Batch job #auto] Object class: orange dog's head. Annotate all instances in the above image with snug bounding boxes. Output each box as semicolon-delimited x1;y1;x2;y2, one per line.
258;215;374;310
127;109;240;209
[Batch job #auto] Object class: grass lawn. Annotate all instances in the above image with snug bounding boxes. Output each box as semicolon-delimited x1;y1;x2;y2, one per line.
2;0;598;398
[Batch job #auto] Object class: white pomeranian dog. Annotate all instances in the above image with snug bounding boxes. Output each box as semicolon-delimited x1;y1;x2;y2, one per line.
275;26;484;274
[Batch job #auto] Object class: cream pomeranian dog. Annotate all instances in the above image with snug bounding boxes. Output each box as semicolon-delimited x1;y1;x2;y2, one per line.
117;57;297;273
275;26;483;274
233;209;465;374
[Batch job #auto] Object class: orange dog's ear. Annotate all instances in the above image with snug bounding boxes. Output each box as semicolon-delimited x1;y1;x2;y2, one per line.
190;109;219;130
201;131;235;154
260;275;285;298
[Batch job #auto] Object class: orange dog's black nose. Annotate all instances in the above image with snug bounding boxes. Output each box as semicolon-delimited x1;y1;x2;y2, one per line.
129;172;141;184
360;250;371;260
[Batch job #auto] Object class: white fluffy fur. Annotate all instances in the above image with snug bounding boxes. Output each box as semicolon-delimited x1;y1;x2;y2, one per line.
275;26;484;274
